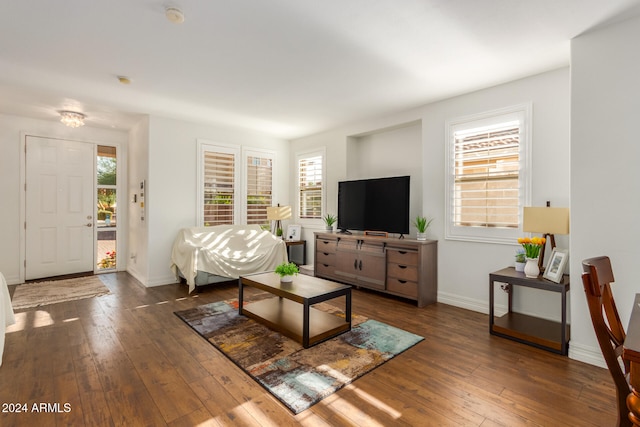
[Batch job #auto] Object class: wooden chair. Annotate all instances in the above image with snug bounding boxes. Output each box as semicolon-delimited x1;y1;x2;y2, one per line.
582;256;632;427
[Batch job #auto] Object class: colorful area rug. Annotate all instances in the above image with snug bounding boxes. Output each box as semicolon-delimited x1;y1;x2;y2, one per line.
11;276;111;310
174;298;423;414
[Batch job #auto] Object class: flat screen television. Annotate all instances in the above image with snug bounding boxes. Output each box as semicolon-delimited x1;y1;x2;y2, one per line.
337;175;410;235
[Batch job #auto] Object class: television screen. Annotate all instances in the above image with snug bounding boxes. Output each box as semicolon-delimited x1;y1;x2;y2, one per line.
337;176;410;235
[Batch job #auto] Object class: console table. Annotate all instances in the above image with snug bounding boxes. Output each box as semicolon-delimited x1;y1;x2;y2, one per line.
314;232;437;307
489;267;570;355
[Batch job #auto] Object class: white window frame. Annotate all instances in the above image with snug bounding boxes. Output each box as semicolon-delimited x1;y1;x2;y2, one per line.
241;147;276;228
296;148;326;225
197;140;241;226
445;104;532;244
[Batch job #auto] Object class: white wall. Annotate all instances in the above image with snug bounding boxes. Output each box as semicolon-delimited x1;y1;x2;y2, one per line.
423;69;571;315
569;15;640;366
0;113;128;284
291;67;570;323
126;116;150;285
131;116;290;287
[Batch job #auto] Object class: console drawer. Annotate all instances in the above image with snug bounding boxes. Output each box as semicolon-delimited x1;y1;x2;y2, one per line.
316;238;337;253
316;262;338;278
387;249;418;266
315;251;336;266
387;263;418;281
386;278;418;298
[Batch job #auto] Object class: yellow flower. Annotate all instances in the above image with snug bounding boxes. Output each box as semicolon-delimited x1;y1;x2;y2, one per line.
518;236;546;259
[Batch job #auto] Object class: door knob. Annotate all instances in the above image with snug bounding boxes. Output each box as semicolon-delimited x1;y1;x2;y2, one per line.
86;223;93;227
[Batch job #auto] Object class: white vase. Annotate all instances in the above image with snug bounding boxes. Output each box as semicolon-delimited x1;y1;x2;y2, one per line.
280;275;293;283
524;257;540;278
416;232;427;241
515;261;526;272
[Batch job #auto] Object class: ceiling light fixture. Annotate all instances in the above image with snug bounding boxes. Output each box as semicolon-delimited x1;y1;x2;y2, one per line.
59;111;86;128
117;76;131;85
165;7;185;24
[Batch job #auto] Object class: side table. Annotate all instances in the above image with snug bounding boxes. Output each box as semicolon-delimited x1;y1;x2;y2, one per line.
489;267;570;355
285;240;306;266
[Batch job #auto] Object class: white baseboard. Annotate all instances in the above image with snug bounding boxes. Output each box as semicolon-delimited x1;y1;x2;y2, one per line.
146;273;178;287
437;291;489;314
568;341;606;368
125;266;145;286
3;273;22;286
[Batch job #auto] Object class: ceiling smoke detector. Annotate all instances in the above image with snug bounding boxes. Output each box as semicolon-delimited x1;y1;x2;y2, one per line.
165;7;185;24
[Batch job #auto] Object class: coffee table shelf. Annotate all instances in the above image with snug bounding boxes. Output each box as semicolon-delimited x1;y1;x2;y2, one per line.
239;272;352;348
243;297;349;347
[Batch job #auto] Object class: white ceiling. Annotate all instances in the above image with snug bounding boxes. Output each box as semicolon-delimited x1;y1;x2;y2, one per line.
1;0;639;139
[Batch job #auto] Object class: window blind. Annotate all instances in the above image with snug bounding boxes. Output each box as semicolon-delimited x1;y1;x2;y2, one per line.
246;155;273;227
203;151;235;226
298;155;322;219
453;123;520;229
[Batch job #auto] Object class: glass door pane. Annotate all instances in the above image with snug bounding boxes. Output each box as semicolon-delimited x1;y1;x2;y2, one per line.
97;146;116;270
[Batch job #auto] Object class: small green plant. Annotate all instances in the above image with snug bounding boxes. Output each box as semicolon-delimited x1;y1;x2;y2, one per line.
275;262;299;277
276;227;283;237
323;213;337;227
413;216;433;233
515;248;526;263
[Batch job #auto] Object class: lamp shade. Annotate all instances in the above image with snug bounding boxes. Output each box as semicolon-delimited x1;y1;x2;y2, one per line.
266;205;291;221
523;207;570;234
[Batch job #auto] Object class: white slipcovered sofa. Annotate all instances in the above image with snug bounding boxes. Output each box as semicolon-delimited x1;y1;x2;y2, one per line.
170;224;288;293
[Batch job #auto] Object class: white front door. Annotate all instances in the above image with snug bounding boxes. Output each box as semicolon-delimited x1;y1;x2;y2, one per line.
25;136;95;280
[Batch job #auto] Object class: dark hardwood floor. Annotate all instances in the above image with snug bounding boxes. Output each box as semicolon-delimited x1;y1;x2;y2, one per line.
1;272;616;426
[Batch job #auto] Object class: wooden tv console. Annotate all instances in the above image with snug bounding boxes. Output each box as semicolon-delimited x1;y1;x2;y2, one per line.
314;232;437;307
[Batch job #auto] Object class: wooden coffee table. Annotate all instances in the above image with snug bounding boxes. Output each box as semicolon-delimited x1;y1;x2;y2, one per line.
239;272;352;348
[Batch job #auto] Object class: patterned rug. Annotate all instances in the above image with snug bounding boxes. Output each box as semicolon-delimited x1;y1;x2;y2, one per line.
174;298;424;414
11;276;111;310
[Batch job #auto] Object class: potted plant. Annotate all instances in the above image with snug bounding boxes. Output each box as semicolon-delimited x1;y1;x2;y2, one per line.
514;248;526;272
275;262;299;283
413;216;433;241
323;213;337;232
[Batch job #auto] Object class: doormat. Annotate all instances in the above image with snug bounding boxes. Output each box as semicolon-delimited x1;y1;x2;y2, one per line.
11;276;111;310
174;299;423;414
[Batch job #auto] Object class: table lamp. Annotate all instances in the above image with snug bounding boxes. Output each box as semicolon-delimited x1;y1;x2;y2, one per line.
523;205;570;271
266;204;291;237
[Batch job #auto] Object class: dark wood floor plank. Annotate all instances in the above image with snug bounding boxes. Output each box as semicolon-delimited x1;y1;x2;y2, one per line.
0;272;617;427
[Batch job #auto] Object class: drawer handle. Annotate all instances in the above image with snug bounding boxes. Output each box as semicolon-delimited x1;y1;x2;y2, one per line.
399;251;407;254
323;252;329;256
398;280;407;284
323;264;329;267
398;265;407;269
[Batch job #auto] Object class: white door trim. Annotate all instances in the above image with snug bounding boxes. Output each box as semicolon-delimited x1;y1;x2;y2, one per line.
18;132;125;283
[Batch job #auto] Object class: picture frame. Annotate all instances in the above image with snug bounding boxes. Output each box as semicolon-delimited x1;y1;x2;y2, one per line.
286;224;301;241
543;248;569;283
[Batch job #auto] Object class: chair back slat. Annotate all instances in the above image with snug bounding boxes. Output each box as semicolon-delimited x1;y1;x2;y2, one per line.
582;256;631;427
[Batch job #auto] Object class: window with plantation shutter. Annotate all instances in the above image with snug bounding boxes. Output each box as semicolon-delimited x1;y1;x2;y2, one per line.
446;105;531;244
198;143;239;226
297;151;324;220
245;152;274;228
